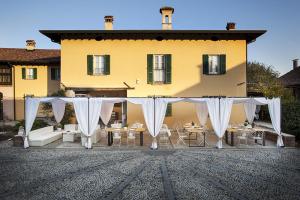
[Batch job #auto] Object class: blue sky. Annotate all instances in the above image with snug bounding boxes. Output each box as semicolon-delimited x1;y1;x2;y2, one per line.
0;0;299;75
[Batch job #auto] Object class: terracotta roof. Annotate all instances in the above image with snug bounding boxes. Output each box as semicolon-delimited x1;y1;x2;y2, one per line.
279;67;300;86
0;48;60;65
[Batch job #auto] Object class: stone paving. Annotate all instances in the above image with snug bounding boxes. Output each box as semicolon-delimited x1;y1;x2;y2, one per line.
0;142;299;200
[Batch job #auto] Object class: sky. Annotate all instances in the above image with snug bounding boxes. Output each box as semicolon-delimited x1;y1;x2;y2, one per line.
0;0;299;75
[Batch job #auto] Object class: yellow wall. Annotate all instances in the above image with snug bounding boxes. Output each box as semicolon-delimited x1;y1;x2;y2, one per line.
61;39;247;126
14;65;60;120
0;67;14;120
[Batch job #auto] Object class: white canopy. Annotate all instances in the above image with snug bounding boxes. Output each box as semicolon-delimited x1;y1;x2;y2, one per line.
24;96;284;149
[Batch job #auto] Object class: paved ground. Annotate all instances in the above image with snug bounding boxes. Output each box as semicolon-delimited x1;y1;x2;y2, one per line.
0;143;299;200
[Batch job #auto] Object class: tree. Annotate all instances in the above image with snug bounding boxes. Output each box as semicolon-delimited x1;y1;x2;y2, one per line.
247;61;295;102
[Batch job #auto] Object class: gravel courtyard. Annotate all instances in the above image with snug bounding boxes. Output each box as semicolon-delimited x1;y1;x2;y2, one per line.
0;144;299;200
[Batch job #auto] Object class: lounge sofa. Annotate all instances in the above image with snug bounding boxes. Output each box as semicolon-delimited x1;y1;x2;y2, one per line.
29;126;62;146
81;125;102;146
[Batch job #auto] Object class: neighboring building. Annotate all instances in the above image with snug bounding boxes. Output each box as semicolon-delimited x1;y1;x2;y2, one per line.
279;59;300;101
39;6;265;125
0;40;60;120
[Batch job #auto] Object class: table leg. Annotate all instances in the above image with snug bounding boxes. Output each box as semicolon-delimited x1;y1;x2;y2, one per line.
225;131;228;144
111;132;113;145
140;131;143;146
231;131;234;146
108;132;111;146
262;132;265;146
204;132;206;147
189;133;191;147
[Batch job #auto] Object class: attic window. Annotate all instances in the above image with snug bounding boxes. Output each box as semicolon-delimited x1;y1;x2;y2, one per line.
165;15;169;23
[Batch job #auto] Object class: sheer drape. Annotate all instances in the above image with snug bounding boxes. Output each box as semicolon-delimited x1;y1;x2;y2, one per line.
244;103;256;124
24;98;41;148
195;102;209;126
51;99;66;124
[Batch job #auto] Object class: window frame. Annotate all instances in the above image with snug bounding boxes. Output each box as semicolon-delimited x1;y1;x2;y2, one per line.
26;68;35;80
208;54;221;75
0;66;12;85
153;54;166;84
93;55;105;75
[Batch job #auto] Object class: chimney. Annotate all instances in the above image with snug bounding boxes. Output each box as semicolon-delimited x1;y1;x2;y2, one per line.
226;22;236;30
104;16;113;30
293;59;299;69
26;40;36;51
160;6;174;30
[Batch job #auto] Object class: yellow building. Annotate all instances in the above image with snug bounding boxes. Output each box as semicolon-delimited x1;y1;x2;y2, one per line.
2;6;266;126
0;40;60;120
40;7;265;126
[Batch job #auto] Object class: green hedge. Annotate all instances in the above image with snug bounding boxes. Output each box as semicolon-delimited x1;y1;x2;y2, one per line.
282;102;300;140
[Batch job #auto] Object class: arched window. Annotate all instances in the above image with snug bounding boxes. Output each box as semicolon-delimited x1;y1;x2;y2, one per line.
0;92;3;120
165;15;169;23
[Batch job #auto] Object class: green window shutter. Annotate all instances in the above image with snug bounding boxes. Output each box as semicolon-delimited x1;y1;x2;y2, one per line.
147;54;153;84
220;54;226;74
165;54;172;84
51;68;55;80
165;103;172;117
203;55;209;75
22;68;26;79
87;55;93;75
104;55;110;75
33;68;37;79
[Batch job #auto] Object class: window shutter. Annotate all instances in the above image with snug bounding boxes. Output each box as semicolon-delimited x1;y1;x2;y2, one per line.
33;68;37;79
165;54;172;84
51;68;55;80
87;55;93;75
147;54;153;84
220;54;226;74
203;55;209;74
165;103;172;117
104;55;110;75
22;68;26;79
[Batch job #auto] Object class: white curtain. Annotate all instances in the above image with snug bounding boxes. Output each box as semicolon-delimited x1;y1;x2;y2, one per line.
244;103;256;124
51;99;66;124
100;102;115;125
88;98;103;148
24;98;41;148
195;102;209;126
72;98;89;146
206;98;233;148
268;98;284;147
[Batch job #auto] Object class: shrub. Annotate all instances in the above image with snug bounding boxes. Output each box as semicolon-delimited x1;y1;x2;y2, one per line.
282;102;300;140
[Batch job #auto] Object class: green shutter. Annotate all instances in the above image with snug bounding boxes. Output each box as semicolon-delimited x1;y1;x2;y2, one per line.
165;103;172;117
147;54;153;84
87;55;93;75
165;54;172;84
33;68;37;79
51;68;55;80
22;68;26;79
104;55;110;75
220;54;226;74
203;55;209;74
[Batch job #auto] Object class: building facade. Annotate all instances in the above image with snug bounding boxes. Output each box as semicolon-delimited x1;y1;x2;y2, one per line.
0;40;60;120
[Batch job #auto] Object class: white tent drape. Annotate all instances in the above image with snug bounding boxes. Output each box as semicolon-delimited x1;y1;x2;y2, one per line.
87;98;103;148
72;98;89;146
244;103;256;124
100;102;115;125
195;102;209;126
206;98;233;148
24;98;41;148
51;99;66;124
267;98;284;147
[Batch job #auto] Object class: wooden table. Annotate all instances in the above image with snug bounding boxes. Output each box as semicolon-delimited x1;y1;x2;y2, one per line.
185;128;206;147
225;128;266;146
106;127;146;146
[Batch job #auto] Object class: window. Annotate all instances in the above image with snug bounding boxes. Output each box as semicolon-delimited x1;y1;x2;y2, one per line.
0;66;12;85
94;55;105;75
87;55;110;75
203;54;226;75
51;67;60;80
22;68;37;80
153;55;166;83
208;55;220;74
165;15;169;23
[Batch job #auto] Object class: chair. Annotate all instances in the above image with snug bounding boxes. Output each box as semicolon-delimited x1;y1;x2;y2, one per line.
127;128;136;147
237;132;248;146
252;130;264;145
112;129;122;147
176;127;187;145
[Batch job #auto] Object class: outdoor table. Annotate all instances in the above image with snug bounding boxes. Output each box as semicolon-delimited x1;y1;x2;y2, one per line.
185;128;206;147
106;127;145;146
